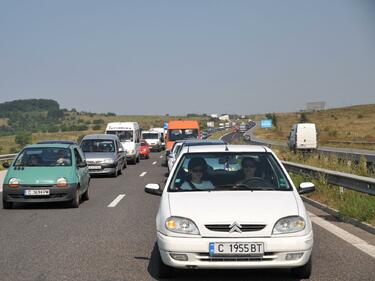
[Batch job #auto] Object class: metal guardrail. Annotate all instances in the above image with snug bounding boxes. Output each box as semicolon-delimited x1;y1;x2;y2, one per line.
282;161;375;196
0;154;17;162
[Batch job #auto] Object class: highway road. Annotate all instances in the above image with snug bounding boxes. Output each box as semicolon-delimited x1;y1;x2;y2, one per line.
0;151;374;281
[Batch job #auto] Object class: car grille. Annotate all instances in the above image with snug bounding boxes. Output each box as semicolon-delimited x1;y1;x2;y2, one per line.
86;160;102;164
205;224;266;232
9;193;67;199
197;252;276;262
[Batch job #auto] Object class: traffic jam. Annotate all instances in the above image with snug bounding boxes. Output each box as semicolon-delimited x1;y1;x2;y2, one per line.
2;119;315;279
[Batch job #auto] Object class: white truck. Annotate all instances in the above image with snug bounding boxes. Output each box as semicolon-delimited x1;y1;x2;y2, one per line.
105;122;141;164
142;130;163;152
150;127;166;149
288;123;318;151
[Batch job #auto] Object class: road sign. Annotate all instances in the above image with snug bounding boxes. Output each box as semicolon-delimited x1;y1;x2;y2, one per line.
260;119;273;128
163;122;168;129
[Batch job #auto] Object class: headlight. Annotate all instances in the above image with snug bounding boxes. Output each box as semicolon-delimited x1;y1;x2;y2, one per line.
102;158;114;164
273;216;306;234
56;177;68;188
165;216;200;235
8;178;20;188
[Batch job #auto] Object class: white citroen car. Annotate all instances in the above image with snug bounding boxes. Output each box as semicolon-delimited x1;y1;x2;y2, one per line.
145;145;315;279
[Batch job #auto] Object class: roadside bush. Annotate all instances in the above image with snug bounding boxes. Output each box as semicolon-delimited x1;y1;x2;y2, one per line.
15;132;32;148
77;125;88;131
93;124;102;130
93;119;105;125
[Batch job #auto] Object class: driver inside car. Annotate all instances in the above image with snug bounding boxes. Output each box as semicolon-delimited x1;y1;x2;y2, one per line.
237;157;259;183
181;157;214;190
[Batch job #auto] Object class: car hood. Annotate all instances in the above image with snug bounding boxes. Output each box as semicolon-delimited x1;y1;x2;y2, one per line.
5;167;74;185
168;191;299;237
84;152;115;160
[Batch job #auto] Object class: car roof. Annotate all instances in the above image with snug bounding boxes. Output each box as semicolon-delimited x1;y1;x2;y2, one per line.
179;144;270;154
82;134;119;140
37;140;78;145
25;143;74;149
182;139;226;146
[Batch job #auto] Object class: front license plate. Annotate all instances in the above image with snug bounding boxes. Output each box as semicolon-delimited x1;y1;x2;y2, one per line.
88;165;101;170
209;242;264;256
24;189;50;196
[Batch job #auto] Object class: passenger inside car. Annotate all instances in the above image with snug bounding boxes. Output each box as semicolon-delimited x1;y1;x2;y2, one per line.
180;157;214;190
28;154;41;166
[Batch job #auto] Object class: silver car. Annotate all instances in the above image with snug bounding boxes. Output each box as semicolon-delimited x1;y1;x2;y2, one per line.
80;134;126;177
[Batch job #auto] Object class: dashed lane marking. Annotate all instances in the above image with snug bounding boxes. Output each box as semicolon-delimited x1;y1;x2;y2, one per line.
152;161;157;165
309;212;375;258
140;172;147;177
108;194;126;208
160;156;163;158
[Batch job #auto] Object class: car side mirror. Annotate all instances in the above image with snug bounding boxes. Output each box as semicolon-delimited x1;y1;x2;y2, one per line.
145;183;162;196
77;161;87;168
298;182;315;194
166;151;171;157
2;162;10;169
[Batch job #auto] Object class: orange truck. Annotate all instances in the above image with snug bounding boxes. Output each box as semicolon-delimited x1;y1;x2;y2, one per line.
165;120;200;151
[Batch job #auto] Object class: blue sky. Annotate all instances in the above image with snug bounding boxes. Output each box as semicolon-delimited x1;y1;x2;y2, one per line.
0;0;374;115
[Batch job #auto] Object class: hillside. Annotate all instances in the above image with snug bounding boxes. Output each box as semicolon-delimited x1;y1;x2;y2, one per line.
253;104;375;149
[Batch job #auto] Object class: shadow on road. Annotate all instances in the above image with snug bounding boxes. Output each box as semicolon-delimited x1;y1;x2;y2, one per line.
147;243;301;281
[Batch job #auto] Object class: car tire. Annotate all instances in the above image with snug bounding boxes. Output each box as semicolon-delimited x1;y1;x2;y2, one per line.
291;256;312;279
70;188;80;208
3;200;13;209
156;245;175;279
82;187;89;201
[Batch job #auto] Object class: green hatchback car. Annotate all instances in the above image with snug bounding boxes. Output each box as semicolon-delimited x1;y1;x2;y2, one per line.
2;143;90;209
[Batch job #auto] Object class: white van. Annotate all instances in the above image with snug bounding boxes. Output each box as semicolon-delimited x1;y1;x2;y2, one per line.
288;123;318;151
150;127;166;149
141;130;163;152
105;122;141;164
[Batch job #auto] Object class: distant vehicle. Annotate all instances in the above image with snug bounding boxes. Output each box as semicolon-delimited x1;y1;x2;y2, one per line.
225;122;230;128
141;131;163;152
288;123;318;151
165;120;200;151
139;140;150;159
145;144;315;279
37;140;78;145
80;134;126;176
150;127;166;149
2;143;90;209
239;123;247;132
167;141;185;172
105;122;141;164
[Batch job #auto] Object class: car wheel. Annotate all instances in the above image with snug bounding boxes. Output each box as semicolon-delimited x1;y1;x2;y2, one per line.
291;256;312;279
70;188;80;208
82;187;89;201
156;245;175;278
118;165;122;175
3;200;13;209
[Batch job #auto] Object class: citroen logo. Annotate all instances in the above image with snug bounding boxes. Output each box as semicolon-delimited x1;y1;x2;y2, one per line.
229;221;242;233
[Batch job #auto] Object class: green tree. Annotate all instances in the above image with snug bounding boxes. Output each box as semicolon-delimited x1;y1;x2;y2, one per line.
15;132;32;148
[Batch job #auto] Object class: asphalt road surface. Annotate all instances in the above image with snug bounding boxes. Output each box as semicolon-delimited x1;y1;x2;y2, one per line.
0;151;374;281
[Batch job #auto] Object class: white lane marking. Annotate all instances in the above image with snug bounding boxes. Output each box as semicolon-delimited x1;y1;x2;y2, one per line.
108;194;126;208
152;161;157;165
140;171;147;177
160;156;163;158
309;212;375;258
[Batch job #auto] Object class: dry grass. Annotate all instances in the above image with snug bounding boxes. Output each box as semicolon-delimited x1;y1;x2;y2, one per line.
0;118;8;126
254;104;375;149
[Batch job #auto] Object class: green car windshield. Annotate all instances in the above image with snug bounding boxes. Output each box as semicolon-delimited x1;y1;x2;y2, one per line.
14;147;72;167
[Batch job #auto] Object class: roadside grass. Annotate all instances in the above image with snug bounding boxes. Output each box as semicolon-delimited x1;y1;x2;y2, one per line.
271;147;372;177
0;118;8;126
253;104;375;150
290;173;375;226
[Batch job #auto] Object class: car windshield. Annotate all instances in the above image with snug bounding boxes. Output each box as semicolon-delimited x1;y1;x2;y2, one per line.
168;129;199;141
107;130;133;142
142;133;159;139
14;147;72;167
169;152;291;192
81;140;115;153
